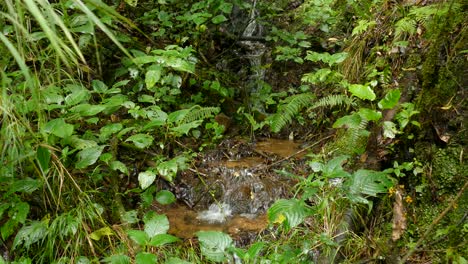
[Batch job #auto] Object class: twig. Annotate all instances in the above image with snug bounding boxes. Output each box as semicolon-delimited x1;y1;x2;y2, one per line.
400;179;468;263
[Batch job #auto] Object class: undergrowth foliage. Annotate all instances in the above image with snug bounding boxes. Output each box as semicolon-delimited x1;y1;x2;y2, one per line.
1;0;466;263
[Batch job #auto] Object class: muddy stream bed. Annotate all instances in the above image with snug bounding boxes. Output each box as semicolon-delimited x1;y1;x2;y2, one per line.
151;138;308;242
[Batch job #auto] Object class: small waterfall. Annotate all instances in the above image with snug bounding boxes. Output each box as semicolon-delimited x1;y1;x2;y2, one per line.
238;0;266;108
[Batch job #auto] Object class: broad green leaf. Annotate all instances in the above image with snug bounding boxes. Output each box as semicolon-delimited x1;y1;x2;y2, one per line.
212;15;228;24
65;87;90;106
139;94;156;103
37;146;51;172
100;123;123;141
268;199;310;229
165;257;191;264
136;253;157;264
164;57;195;73
124;0;138;7
197;231;233;263
170;120;203;136
133;55;158;65
99;153;113;163
346;169;393;204
333;113;361;129
155;190;176;205
127;230;149;246
102;254;131;264
125;134;154;149
13;220;48;249
168;109;190;123
383;121;398;139
358;108;382;121
69;136;98;150
246;242;265;259
110;161;128;175
219;2;233;13
348;84;376;101
148;234;180;246
138;170;156;190
121;210;139;224
8;179;41;195
144;214;169;238
90;226;114;241
378;89;401;109
156;159;178;182
71;103;106;116
92;80;108;93
75;146;105;169
145;68;162;89
44;118;74;138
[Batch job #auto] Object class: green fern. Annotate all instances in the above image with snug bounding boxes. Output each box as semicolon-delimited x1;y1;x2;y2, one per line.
394;17;417;41
180;105;220;124
269;93;315;133
311;94;355;110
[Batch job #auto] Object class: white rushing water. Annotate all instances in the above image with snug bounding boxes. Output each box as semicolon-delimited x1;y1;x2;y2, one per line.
197;203;233;223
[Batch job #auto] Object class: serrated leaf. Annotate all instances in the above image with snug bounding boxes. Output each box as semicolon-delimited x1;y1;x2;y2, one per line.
197;231;233;262
127;230;149;246
138;171;156;190
125;134;154;149
148;234;180;246
76;146;105;169
378;89;401;109
144;214;169;238
43;118;74;138
348;84;376;101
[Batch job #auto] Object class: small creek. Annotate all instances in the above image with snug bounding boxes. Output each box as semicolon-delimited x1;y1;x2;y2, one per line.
152;138;306;241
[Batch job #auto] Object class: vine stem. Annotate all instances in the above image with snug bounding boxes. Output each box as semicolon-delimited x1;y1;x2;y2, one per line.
399;179;468;263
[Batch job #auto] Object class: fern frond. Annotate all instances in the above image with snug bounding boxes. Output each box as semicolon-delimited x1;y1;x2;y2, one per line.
311;94;356;110
394;17;416;40
269;93;315;133
181;106;220;124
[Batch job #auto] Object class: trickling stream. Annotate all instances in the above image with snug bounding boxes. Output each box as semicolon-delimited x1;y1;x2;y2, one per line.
238;0;266;101
151;1;292;242
153;138;304;240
